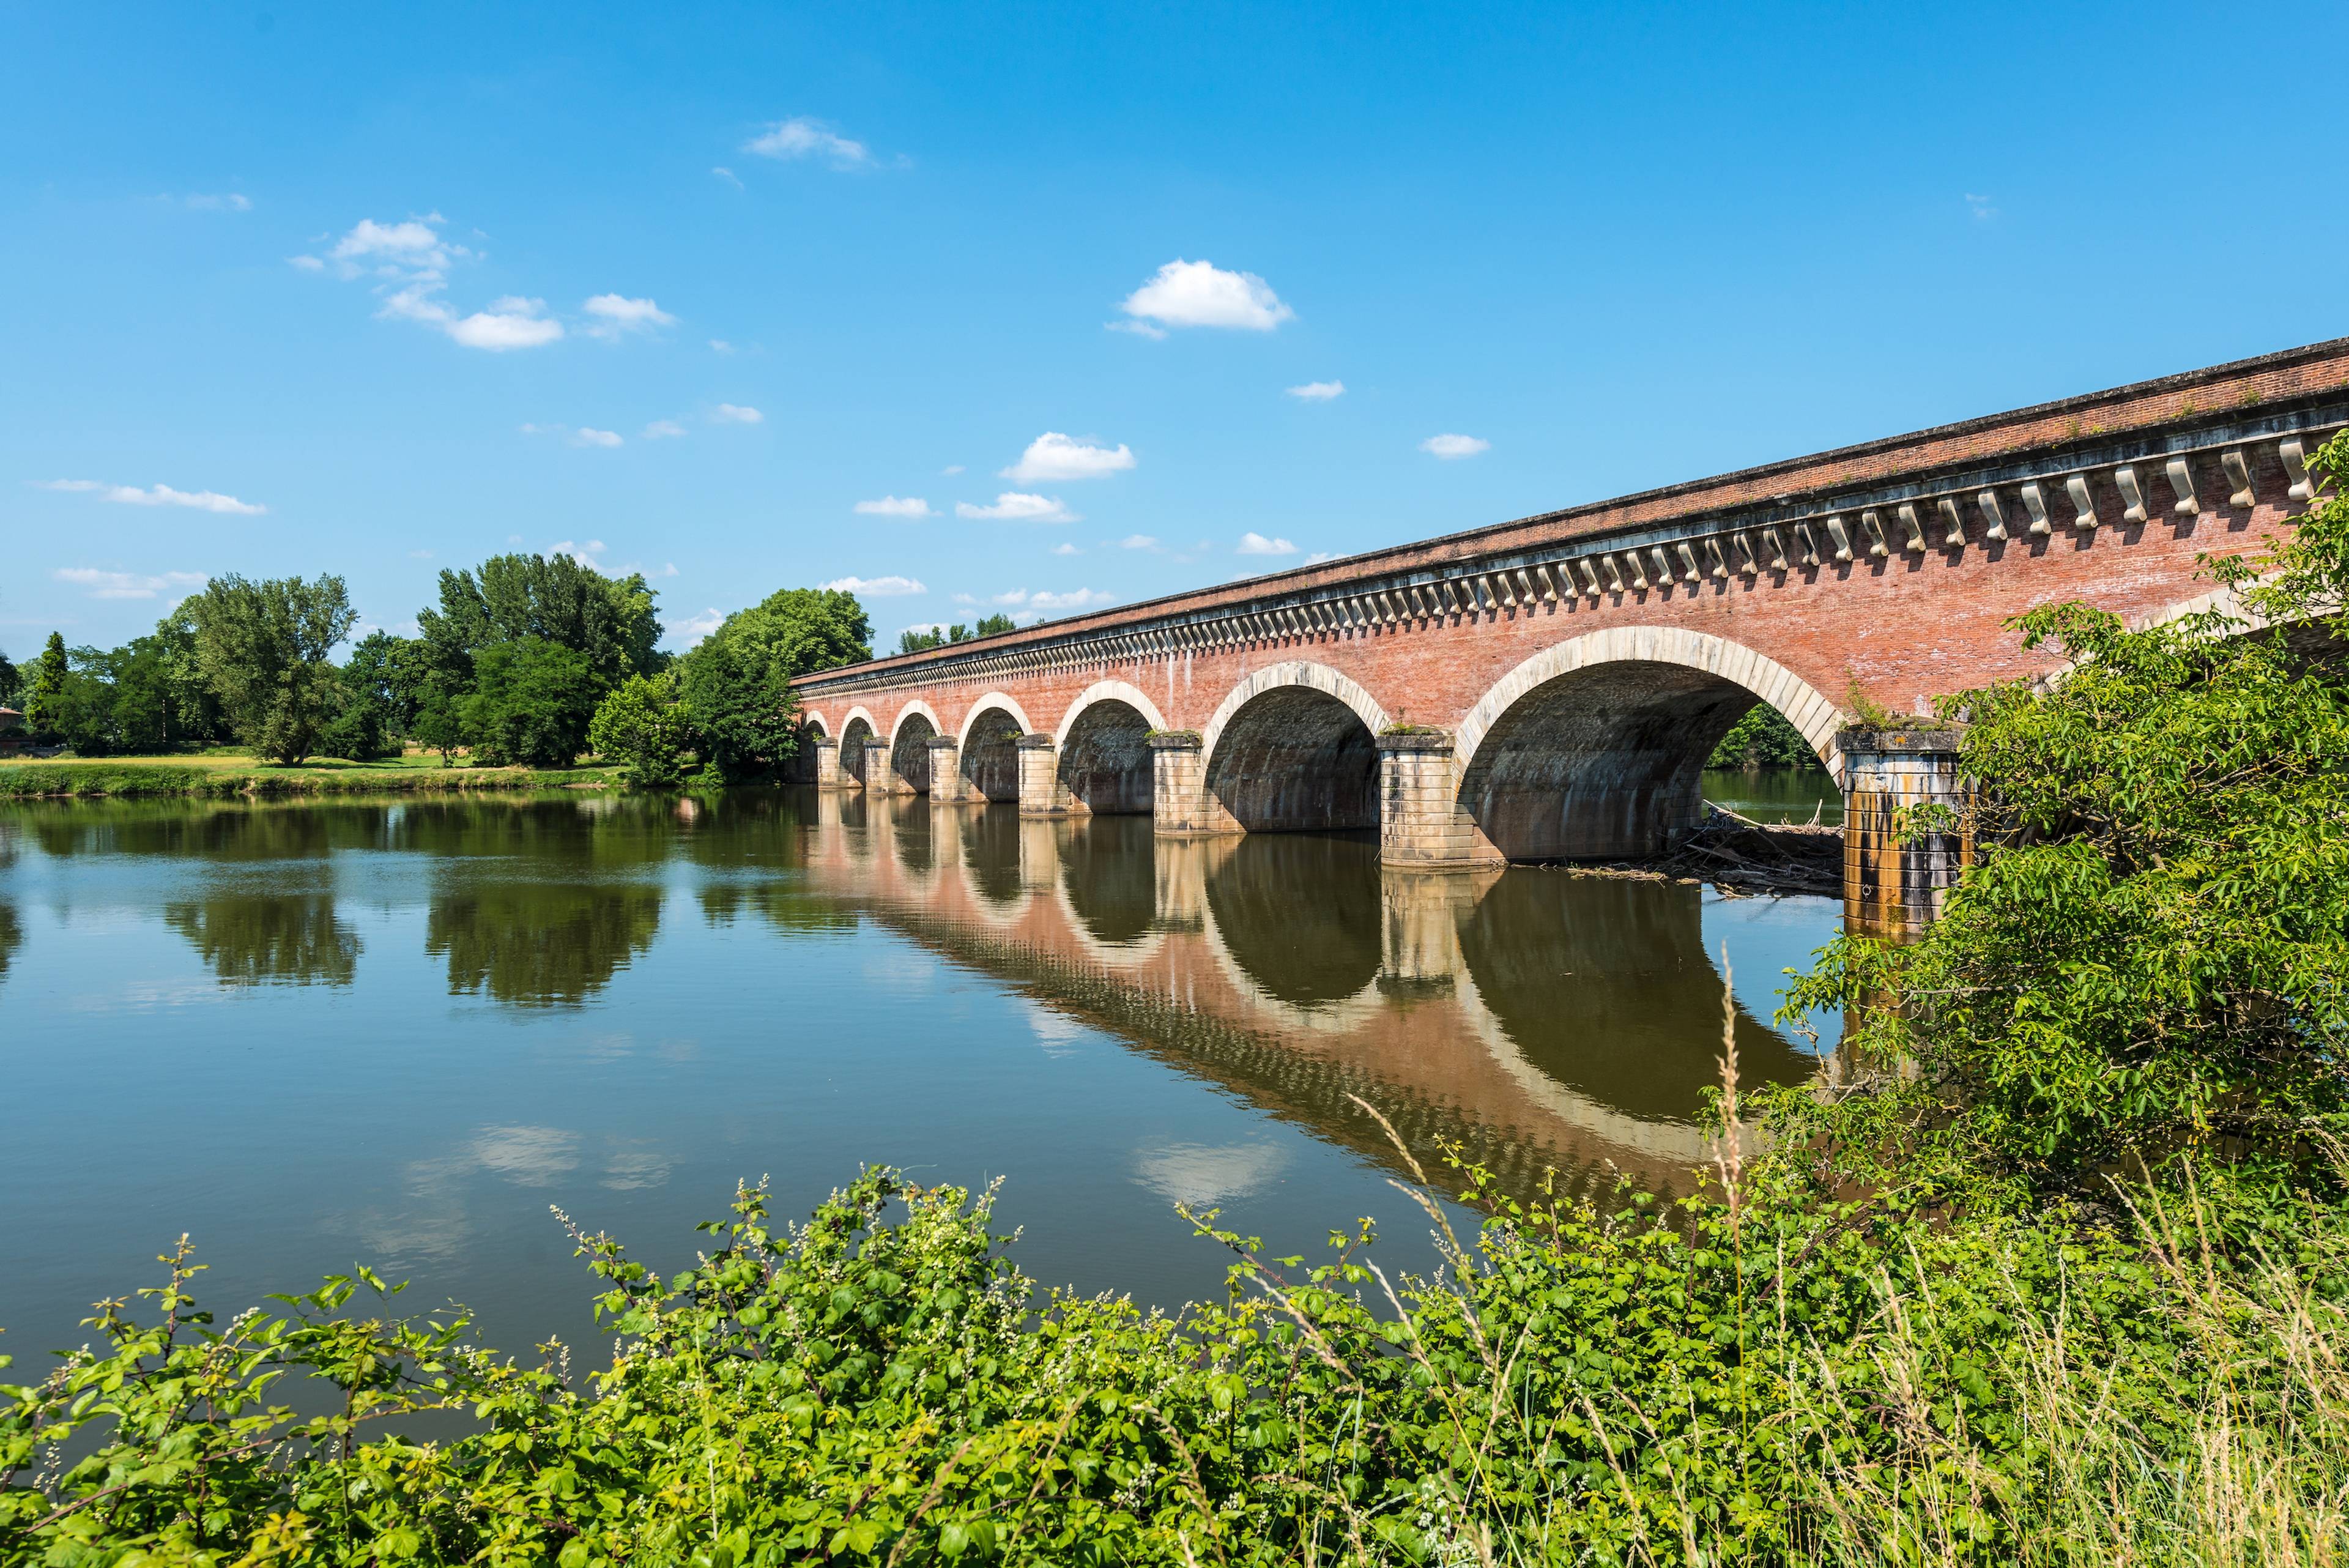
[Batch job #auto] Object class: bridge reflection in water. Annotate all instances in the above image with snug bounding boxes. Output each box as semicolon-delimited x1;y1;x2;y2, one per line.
804;790;1832;1201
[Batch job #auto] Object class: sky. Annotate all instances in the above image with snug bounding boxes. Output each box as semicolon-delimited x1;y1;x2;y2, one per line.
4;0;2343;656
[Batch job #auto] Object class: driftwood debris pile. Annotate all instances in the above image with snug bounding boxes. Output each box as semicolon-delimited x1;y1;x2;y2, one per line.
1653;804;1842;897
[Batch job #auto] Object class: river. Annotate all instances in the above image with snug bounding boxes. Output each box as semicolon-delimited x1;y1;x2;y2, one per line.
0;777;1839;1361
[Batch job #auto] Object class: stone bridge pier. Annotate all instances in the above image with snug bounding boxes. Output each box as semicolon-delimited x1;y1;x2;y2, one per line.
798;340;2347;937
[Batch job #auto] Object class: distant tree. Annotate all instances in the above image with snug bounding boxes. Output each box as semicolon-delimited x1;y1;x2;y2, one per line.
676;588;869;781
588;671;694;786
418;553;662;696
973;612;1016;637
183;574;358;765
0;647;20;708
1705;703;1825;771
150;609;230;746
462;637;600;767
315;631;403;759
897;627;945;655
24;633;70;742
48;647;120;755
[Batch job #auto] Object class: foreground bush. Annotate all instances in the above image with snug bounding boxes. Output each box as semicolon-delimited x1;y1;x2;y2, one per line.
7;1131;2348;1565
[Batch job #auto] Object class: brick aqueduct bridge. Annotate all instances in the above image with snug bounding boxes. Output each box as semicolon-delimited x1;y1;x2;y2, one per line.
798;339;2348;929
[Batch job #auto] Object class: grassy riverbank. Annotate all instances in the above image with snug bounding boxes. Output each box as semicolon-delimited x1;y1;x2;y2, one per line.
0;750;624;798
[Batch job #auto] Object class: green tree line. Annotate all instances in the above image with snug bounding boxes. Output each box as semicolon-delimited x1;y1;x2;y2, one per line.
1;557;872;779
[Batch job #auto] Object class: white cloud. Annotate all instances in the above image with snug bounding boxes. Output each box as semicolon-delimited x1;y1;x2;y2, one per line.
1030;587;1114;611
1965;191;1998;220
711;166;743;189
854;496;934;518
54;567;209;600
181;192;252;212
667;607;725;645
302;215;576;352
711;403;763;424
552;538;606;567
1236;531;1297;555
522;423;623;448
37;478;265;515
956;492;1077;522
941;463;965;475
1286;379;1345;401
1105;319;1167;340
1420;433;1491;459
1118;258;1294;333
642;420;688;440
950;592;979;605
898;621;948;639
1001;431;1135;483
710;339;735;354
384;285;564;351
1050;541;1082;555
1119;534;1160;550
821;574;927;596
582;294;676;338
328;216;461;276
1304;550;1336;565
410;548;434;559
743;116;873;168
989;586;1113;612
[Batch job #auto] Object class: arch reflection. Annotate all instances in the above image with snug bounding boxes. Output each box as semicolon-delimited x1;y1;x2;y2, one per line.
794;794;1832;1199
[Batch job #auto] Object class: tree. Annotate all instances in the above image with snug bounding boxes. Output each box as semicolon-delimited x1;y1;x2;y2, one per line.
0;647;20;708
462;637;601;767
974;612;1016;637
418;553;662;696
24;633;69;742
898;626;946;654
676;588;869;781
1704;703;1823;770
183;574;358;765
314;632;403;760
588;671;695;785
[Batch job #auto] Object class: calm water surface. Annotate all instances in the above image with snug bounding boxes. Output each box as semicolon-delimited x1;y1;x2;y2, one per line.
0;780;1838;1359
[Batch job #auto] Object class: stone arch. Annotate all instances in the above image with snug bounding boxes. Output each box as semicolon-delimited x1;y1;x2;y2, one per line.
889;708;940;794
958;692;1036;748
957;693;1031;803
1052;680;1170;747
1053;680;1167;815
892;697;945;739
1454;627;1844;863
838;708;880;784
1200;661;1391;833
803;711;831;738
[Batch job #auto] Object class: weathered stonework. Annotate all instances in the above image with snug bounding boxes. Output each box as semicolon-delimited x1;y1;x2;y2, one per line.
1149;730;1236;836
926;735;967;804
809;736;848;790
1377;732;1503;869
1839;726;1972;935
1016;734;1072;817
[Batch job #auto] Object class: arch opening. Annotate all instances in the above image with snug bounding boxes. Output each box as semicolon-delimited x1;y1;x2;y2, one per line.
960;705;1023;802
889;713;938;794
1205;686;1379;832
1058;699;1154;814
839;716;878;785
1461;660;1789;861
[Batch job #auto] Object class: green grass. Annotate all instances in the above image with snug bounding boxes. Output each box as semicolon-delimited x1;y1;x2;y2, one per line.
0;750;625;798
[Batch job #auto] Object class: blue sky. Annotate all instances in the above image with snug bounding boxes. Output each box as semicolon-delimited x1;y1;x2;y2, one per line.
4;1;2342;656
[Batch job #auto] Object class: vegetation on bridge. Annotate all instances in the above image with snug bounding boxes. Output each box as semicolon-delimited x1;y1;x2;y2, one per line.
7;437;2348;1564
